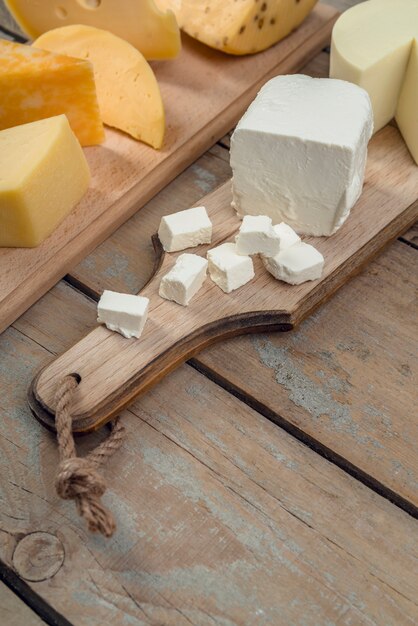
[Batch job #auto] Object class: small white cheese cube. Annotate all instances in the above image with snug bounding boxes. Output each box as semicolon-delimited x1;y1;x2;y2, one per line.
263;242;324;285
231;74;373;236
207;242;254;293
159;253;208;306
97;290;149;339
235;215;281;256
158;206;212;252
272;222;301;251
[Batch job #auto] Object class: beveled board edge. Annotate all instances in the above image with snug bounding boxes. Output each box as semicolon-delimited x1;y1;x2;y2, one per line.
28;198;418;434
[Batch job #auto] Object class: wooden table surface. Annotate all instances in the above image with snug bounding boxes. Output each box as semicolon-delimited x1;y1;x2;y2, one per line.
1;1;417;625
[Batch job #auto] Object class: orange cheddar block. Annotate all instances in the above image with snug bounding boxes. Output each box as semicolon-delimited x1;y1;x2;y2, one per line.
0;40;104;146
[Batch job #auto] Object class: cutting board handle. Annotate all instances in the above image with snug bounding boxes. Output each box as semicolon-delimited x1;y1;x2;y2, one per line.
28;230;294;434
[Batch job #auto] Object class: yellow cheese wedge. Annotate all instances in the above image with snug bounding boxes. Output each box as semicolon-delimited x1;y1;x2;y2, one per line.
330;0;418;164
34;26;165;149
5;0;180;60
155;0;318;55
0;115;90;248
0;40;104;146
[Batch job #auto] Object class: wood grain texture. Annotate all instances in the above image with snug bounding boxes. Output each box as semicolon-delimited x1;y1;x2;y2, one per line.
30;125;418;433
1;292;418;625
0;582;45;626
196;240;418;509
0;3;338;335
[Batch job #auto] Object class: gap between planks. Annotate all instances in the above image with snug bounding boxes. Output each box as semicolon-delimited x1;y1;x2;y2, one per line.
0;559;72;626
189;357;418;520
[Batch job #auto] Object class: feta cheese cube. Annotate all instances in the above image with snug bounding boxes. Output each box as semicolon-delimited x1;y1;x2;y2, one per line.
231;74;373;236
158;206;212;252
263;242;324;285
272;222;301;251
159;253;208;306
235;215;281;256
207;242;254;293
97;290;149;338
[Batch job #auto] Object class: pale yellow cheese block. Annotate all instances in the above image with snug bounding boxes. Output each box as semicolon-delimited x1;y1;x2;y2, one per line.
155;0;318;55
0;115;90;248
5;0;181;60
330;0;418;164
34;26;165;149
397;43;418;165
0;39;104;146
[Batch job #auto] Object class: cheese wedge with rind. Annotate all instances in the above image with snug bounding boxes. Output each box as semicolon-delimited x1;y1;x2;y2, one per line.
0;39;104;146
155;0;318;55
330;0;418;164
34;25;165;149
5;0;180;60
0;115;90;248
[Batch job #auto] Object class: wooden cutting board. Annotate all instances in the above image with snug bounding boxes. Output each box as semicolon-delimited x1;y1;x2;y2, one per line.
29;124;418;433
0;3;337;335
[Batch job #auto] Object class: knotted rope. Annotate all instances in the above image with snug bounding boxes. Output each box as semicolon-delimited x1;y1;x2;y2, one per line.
54;375;125;537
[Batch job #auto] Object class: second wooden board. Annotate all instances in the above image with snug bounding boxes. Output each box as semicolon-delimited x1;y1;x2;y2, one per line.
30;125;418;433
0;4;337;334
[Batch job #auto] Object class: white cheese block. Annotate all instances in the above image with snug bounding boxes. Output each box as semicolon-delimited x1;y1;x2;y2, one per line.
230;74;373;237
235;215;281;256
159;253;208;306
263;242;324;285
207;242;254;293
158;206;212;252
330;0;418;163
271;222;301;251
97;290;149;339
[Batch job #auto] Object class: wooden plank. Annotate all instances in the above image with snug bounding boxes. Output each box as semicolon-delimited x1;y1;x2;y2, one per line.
29;124;418;434
1;291;418;625
0;3;338;335
195;240;418;510
0;582;45;626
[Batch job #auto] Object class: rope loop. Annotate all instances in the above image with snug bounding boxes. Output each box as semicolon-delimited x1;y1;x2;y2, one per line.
53;375;125;537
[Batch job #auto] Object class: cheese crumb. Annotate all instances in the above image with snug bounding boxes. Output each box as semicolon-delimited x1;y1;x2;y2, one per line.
159;253;208;306
97;290;149;338
262;242;324;285
235;215;281;256
158;206;212;252
207;242;254;293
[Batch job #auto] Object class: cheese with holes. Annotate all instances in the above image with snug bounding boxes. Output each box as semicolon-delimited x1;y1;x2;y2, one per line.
5;0;180;60
97;291;149;339
159;253;208;306
0;39;103;146
155;0;317;55
0;115;90;248
34;25;165;148
330;0;418;164
231;75;373;236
